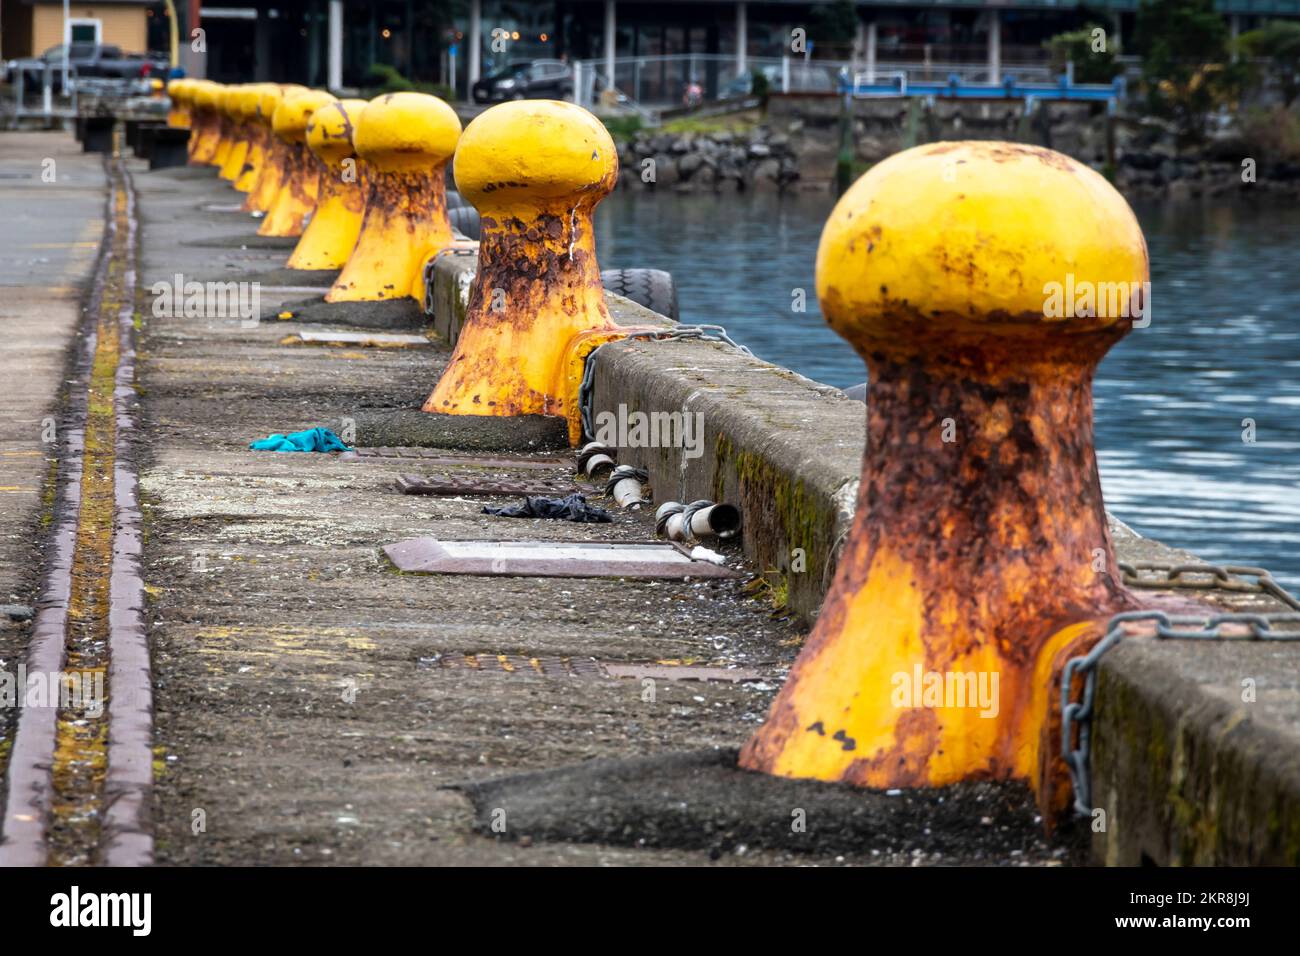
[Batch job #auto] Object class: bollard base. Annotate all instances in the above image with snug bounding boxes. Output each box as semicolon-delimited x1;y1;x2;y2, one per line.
266;296;426;331
354;408;569;452
454;748;1083;861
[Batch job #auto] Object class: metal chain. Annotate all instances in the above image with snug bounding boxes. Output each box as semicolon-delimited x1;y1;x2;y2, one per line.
1119;560;1300;611
578;325;752;440
1062;601;1300;816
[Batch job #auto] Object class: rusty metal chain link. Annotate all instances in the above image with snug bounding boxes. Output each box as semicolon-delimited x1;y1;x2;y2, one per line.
578;325;752;440
1062;582;1300;815
1118;560;1300;611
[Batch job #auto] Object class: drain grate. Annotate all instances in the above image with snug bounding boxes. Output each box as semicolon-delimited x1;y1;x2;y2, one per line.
395;474;579;497
422;653;765;682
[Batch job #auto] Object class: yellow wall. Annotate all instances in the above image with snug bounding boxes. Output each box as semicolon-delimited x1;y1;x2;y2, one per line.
32;5;148;55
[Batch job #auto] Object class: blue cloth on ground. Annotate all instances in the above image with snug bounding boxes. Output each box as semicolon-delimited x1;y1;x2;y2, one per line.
249;427;351;453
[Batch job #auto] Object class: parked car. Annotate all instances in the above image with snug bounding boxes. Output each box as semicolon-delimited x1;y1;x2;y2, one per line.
5;43;169;93
472;59;573;103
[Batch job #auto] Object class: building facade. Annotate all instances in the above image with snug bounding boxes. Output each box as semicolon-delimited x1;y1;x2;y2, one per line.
86;0;1300;93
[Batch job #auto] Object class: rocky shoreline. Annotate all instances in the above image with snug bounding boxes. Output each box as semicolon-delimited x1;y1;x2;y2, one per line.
617;126;804;193
613;96;1300;202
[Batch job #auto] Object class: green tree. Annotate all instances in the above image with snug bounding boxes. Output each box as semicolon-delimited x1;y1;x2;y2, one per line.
811;0;859;46
1133;0;1239;142
1238;20;1300;107
1044;25;1121;84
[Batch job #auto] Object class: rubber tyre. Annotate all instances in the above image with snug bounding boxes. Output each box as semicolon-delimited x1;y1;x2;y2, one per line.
448;205;481;241
446;190;469;210
600;268;679;321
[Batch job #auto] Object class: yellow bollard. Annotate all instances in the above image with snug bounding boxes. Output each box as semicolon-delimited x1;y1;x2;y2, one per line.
211;86;238;171
230;85;275;193
240;85;294;209
218;86;255;182
286;98;370;271
257;89;337;237
189;81;225;165
326;92;460;302
165;78;190;129
423;100;621;426
737;141;1151;823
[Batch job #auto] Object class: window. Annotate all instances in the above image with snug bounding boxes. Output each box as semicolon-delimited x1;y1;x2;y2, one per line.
67;19;102;46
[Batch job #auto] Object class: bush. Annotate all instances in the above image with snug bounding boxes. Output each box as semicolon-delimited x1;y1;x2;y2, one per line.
1044;26;1122;84
363;64;453;102
1238;20;1300;107
1239;105;1300;163
1134;0;1243;143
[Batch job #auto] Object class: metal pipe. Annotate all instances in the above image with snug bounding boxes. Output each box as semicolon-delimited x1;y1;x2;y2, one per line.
605;465;647;509
576;441;617;482
655;500;741;542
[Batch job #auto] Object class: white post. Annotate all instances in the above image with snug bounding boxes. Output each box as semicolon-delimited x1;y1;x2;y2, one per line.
604;0;616;94
988;10;1001;85
573;60;583;106
469;0;481;88
866;21;876;84
736;1;747;76
781;54;789;93
62;0;70;92
327;0;343;92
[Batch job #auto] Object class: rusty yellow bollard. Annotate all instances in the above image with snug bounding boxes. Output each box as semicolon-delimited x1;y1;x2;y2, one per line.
166;78;190;129
423;100;622;428
218;87;256;182
258;89;337;237
211;86;238;171
241;85;295;209
230;84;276;194
326;92;460;302
286;98;370;271
189;81;225;165
737;141;1150;821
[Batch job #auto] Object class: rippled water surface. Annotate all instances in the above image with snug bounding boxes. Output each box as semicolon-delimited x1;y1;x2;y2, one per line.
594;191;1300;590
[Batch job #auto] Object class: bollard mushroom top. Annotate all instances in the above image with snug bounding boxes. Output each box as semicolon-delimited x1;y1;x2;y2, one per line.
351;92;461;173
306;98;369;169
192;81;224;112
219;85;243;120
815;141;1149;359
272;89;338;144
252;84;285;123
453;100;617;211
166;78;187;102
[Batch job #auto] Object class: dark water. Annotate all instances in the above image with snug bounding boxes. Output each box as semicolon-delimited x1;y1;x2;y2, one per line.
594;191;1300;591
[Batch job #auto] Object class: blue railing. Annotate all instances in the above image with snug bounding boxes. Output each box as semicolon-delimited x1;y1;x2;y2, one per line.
843;70;1126;104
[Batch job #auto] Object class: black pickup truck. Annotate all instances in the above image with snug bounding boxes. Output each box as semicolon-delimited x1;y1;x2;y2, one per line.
5;43;170;93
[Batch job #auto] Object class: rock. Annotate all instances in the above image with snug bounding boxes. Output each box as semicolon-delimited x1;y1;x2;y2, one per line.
650;154;678;186
748;142;772;158
678;153;704;178
671;136;693;154
1;604;34;622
